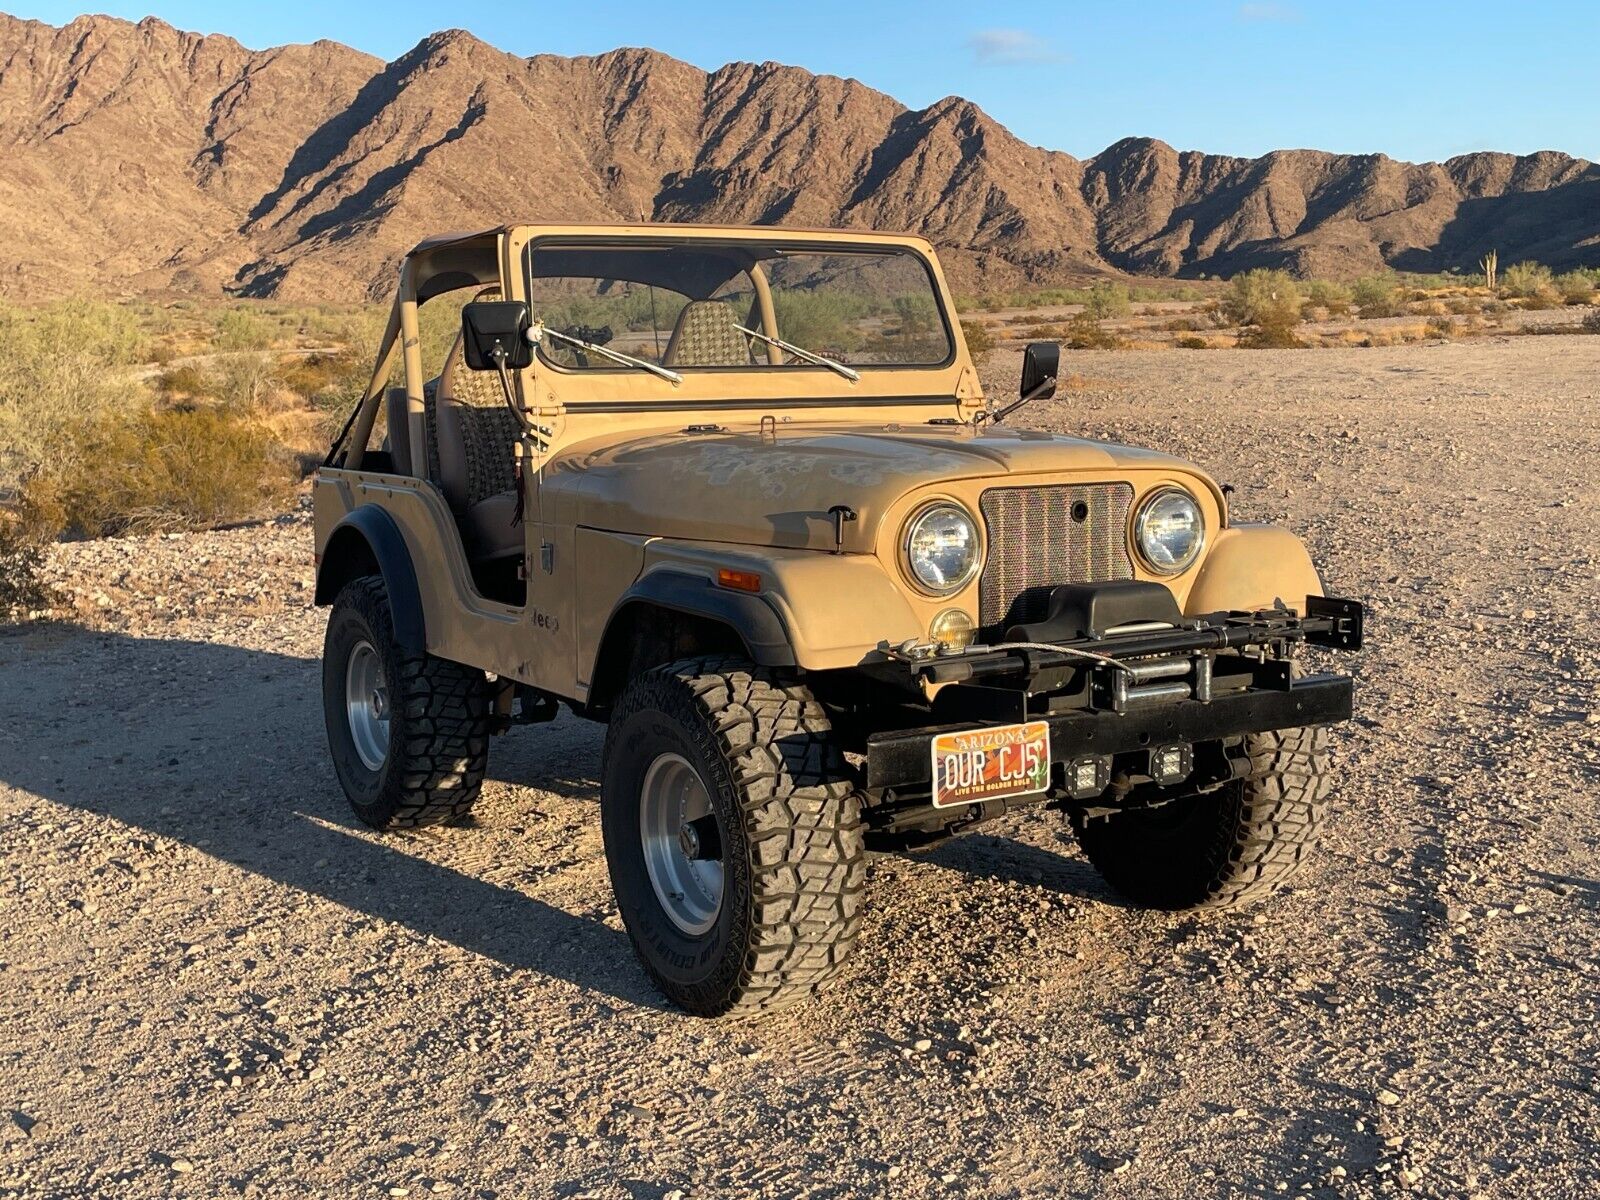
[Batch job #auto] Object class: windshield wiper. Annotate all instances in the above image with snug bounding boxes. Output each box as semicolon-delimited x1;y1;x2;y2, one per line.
733;324;860;382
529;321;682;385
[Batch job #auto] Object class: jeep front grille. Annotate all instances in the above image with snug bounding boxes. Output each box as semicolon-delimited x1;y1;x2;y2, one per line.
978;483;1135;631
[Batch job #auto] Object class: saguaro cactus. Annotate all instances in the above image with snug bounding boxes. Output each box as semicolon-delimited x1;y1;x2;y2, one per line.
1479;249;1498;291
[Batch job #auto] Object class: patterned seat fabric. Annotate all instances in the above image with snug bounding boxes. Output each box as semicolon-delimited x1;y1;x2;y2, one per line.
662;300;754;367
429;289;523;560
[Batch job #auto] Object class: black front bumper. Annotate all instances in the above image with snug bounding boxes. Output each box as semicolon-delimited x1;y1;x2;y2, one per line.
865;672;1353;792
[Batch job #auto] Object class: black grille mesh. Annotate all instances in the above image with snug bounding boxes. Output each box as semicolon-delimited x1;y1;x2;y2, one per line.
978;483;1135;630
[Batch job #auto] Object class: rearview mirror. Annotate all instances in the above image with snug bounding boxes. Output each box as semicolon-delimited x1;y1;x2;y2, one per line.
1020;341;1059;401
462;301;533;371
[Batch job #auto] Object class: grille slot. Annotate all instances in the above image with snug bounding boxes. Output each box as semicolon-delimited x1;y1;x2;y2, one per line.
978;483;1135;631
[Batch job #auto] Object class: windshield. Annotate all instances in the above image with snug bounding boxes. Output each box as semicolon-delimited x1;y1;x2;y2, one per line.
522;240;953;373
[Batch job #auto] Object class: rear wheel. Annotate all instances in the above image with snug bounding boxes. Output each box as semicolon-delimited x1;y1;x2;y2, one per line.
322;575;491;830
1070;725;1331;910
601;657;865;1017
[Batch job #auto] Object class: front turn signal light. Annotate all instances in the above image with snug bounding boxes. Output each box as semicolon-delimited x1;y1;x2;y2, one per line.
716;568;763;593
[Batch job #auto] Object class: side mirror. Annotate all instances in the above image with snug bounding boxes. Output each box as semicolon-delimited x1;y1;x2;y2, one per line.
462;301;533;371
1020;341;1059;401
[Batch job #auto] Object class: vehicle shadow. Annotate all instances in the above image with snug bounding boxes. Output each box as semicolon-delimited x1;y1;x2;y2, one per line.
919;830;1132;907
0;622;658;1009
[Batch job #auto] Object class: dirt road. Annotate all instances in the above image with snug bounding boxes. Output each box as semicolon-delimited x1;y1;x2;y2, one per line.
3;336;1598;1198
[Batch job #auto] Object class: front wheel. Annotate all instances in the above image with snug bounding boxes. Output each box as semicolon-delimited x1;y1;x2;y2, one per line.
1069;725;1332;910
601;657;865;1017
322;576;491;830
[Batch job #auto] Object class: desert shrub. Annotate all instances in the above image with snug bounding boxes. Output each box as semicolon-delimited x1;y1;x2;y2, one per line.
1222;270;1303;328
0;300;151;491
27;405;296;538
1083;281;1132;320
1236;322;1303;349
1305;279;1352;317
1499;261;1563;308
1445;295;1483;315
1063;313;1125;350
1499;261;1553;298
1425;318;1457;340
1161;316;1203;333
209;353;286;412
1024;324;1068;340
1223;270;1303;347
1555;271;1597;306
0;491;58;621
959;320;995;357
156;363;213;397
214;307;276;352
1583;309;1600;334
1176;335;1210;350
282;350;370;409
1352;275;1403;318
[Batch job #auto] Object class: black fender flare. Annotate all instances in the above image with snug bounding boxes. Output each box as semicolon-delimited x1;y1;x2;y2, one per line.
314;506;427;653
602;569;795;668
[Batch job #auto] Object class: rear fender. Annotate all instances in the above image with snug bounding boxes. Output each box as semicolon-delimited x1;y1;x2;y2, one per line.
314;506;426;652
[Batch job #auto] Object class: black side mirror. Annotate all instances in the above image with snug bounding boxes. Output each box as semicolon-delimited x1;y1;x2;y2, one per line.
462;301;533;371
1020;341;1060;401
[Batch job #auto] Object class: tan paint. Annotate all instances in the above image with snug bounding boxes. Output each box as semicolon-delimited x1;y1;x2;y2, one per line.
1185;525;1324;615
316;222;1329;703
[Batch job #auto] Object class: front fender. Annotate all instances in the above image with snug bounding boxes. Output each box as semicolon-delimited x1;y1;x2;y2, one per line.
626;541;925;670
1183;524;1324;616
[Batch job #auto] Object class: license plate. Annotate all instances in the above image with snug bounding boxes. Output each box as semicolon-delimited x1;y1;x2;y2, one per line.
930;720;1052;809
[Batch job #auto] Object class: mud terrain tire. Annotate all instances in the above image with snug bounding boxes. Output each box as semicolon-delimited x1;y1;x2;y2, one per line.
322;575;491;830
1070;725;1331;910
601;657;865;1017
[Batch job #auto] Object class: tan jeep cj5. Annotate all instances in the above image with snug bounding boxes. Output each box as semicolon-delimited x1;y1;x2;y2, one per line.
314;223;1364;1016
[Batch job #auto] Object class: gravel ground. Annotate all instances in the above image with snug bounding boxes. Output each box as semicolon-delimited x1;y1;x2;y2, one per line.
3;335;1598;1199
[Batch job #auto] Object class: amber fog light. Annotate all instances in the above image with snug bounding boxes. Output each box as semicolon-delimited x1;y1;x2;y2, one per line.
929;608;976;652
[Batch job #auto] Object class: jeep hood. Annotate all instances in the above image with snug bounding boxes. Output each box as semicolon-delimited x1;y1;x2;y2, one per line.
544;424;1214;552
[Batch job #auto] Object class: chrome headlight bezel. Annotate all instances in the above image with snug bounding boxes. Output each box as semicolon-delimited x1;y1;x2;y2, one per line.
1132;486;1206;576
901;501;983;596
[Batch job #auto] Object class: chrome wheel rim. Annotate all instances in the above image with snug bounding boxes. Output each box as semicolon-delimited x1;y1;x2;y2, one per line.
639;753;724;935
344;639;391;772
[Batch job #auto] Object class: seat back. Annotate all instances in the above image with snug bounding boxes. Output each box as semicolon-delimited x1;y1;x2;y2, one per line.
662;300;753;367
433;333;519;514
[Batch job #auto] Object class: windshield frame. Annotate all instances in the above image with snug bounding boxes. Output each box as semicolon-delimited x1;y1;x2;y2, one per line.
519;235;959;380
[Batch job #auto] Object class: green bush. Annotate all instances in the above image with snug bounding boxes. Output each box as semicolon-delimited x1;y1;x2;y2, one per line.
1222;270;1303;346
27;405;296;538
1222;270;1302;328
960;320;995;356
1499;261;1563;308
1063;313;1124;350
1352;275;1403;318
0;300;151;491
1083;281;1132;321
156;363;212;397
1305;279;1353;317
214;307;276;352
1555;270;1597;306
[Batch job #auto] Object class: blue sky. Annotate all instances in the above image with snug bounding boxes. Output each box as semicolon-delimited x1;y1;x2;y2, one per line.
12;2;1597;161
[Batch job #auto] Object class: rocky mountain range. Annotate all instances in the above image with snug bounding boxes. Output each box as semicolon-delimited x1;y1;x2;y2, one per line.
1;12;1595;300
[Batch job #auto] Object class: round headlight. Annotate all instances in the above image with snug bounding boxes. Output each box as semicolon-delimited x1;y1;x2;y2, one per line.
903;502;981;594
1134;488;1205;574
